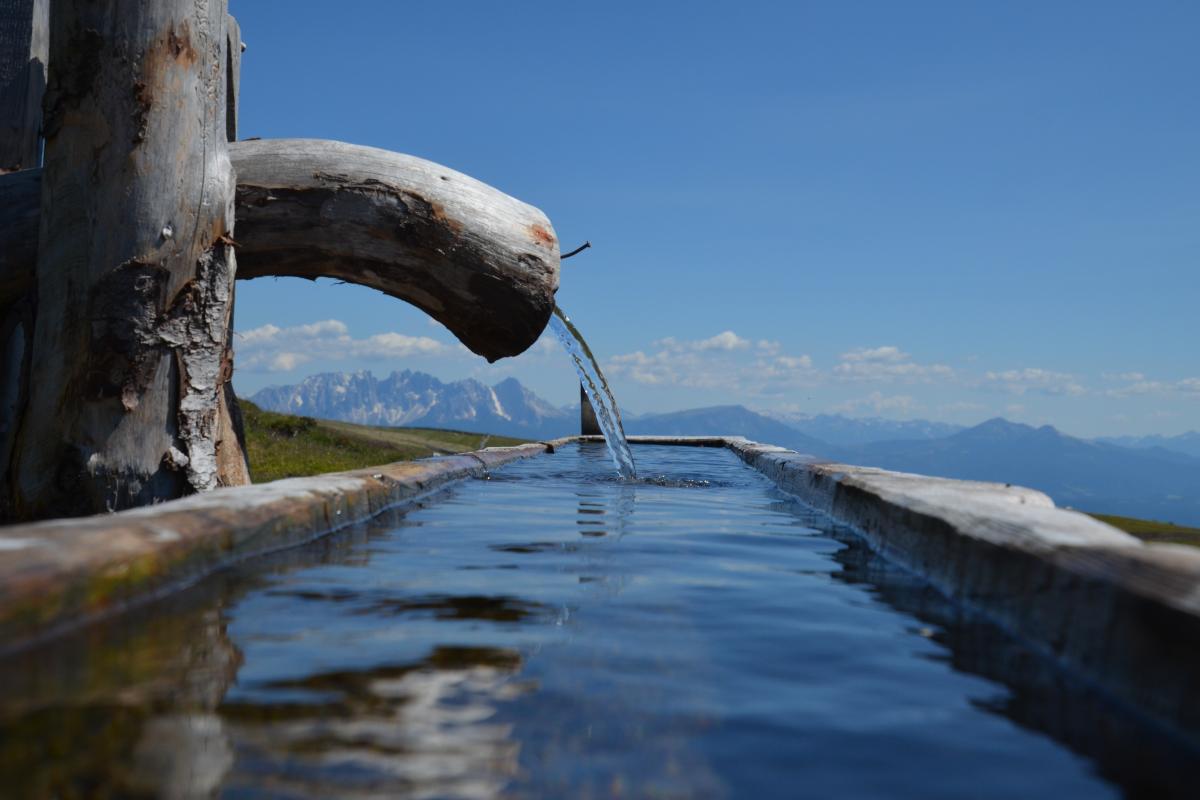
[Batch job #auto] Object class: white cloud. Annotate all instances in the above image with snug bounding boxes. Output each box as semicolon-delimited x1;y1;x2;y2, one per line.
239;323;282;345
352;332;446;359
235;319;451;372
832;392;917;415
1102;376;1200;399
694;331;751;351
833;346;953;383
267;352;310;372
840;346;908;363
1104;380;1167;398
776;355;813;370
981;368;1086;396
1101;371;1145;382
531;332;561;355
607;331;816;394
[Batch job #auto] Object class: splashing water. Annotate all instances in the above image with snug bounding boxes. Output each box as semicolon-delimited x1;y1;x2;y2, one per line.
549;306;637;479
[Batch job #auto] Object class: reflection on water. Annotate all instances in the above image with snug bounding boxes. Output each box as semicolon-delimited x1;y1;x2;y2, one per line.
820;510;1198;798
0;443;1195;798
222;646;527;799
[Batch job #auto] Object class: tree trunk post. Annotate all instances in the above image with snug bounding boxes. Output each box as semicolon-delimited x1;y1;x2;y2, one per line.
0;6;560;520
0;0;46;519
11;0;249;519
580;384;602;436
0;0;47;172
215;13;250;488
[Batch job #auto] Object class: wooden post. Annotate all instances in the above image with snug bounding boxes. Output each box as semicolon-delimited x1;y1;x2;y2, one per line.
11;0;248;519
225;14;241;143
0;0;46;519
0;0;47;172
215;13;249;488
580;384;602;436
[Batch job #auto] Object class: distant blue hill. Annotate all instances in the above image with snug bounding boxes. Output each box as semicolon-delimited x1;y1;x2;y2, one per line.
1095;431;1200;461
760;411;964;446
251;372;1200;524
625;405;831;454
839;418;1200;526
630;409;1200;524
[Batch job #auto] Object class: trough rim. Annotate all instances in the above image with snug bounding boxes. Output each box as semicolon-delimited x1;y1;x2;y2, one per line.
0;438;572;655
1;433;1198;746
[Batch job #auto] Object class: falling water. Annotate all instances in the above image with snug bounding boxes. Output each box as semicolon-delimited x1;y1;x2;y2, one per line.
549;306;637;479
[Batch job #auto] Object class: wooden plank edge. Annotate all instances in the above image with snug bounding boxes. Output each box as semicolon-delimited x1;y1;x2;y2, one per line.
0;441;553;654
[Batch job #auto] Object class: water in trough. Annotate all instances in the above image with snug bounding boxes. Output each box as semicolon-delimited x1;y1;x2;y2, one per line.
0;443;1192;797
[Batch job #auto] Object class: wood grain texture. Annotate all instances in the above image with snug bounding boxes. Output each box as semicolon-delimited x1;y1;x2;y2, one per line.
10;0;246;521
0;441;554;653
580;384;602;435
0;0;44;513
0;167;36;302
225;14;240;142
0;0;47;171
231;138;560;361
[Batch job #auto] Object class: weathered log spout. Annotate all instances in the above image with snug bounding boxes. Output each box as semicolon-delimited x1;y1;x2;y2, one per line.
231;139;559;361
0;139;561;361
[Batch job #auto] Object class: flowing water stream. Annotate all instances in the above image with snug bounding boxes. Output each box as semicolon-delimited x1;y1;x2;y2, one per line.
549;305;637;479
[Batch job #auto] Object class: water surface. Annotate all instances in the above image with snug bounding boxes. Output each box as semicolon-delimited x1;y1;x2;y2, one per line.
0;444;1191;798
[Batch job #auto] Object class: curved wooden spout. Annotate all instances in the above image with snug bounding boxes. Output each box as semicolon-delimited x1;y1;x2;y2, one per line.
0;139;560;361
230;139;559;361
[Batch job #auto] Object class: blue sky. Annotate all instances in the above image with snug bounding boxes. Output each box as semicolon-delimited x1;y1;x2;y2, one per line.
228;1;1198;438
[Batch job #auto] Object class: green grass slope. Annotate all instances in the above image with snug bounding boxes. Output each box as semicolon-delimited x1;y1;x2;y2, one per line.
240;400;528;483
1086;512;1200;547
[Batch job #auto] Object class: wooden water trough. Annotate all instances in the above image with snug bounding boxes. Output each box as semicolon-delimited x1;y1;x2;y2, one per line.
1;434;1199;755
3;1;1200;773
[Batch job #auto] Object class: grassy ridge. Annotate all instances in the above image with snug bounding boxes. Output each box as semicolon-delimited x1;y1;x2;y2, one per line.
1086;512;1200;547
241;400;528;483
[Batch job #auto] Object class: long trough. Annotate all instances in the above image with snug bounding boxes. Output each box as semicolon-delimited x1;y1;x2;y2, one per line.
1;434;1198;744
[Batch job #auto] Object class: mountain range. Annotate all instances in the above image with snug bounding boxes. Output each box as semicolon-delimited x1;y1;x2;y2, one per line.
834;419;1200;525
250;370;575;439
625;406;831;453
1094;432;1200;461
761;411;965;446
250;371;1200;525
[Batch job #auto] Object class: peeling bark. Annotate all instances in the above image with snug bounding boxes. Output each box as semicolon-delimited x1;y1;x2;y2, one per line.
9;0;246;520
